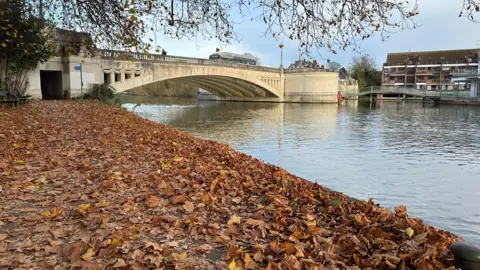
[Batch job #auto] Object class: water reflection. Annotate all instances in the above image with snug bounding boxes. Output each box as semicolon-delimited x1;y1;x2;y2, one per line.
120;95;480;243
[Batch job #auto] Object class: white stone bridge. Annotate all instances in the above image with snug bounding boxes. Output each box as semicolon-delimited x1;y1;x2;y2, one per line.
100;50;283;98
21;49;339;103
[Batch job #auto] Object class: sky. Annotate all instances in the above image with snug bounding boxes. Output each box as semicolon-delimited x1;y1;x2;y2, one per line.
157;0;480;69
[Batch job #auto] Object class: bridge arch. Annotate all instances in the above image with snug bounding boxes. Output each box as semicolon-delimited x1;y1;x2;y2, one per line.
102;61;282;97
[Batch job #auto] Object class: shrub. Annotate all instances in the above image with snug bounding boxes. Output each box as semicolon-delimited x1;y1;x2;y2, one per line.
0;70;30;98
83;83;116;101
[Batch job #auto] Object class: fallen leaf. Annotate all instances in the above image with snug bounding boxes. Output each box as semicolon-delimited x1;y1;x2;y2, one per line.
113;258;126;268
148;195;159;207
81;248;95;262
78;203;91;212
183;201;195;212
406;227;414;238
42;207;63;218
228;215;241;225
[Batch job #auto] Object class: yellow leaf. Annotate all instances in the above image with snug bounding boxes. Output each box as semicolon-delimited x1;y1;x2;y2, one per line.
406;227;414;238
229;259;242;270
38;177;47;184
173;156;183;162
79;203;91;212
131;233;142;240
111;238;122;246
1;43;6;47
172;252;188;262
16;160;23;164
96;201;109;207
228;215;241;225
244;254;256;269
12;143;19;148
42;207;63;217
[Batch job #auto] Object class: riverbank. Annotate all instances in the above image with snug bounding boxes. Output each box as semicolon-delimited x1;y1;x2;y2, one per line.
0;101;461;269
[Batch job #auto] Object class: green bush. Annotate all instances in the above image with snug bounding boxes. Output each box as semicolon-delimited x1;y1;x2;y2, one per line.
83;83;116;101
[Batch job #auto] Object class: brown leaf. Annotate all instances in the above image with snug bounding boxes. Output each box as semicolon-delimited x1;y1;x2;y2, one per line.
253;251;264;262
283;255;301;269
284;242;296;255
113;258;126;268
183;201;195;212
245;218;264;227
81;248;95;262
172;195;187;204
148;195;160;207
202;193;212;204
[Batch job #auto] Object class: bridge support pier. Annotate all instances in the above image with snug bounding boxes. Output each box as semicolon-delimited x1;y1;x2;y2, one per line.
369;93;373;104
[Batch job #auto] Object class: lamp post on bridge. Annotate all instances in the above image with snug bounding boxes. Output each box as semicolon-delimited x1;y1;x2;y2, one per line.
279;44;284;69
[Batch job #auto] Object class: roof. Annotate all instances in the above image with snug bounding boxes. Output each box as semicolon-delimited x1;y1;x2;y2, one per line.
210;52;256;60
385;48;480;65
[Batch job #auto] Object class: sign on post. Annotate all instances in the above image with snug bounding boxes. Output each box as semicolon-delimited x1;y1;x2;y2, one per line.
74;65;81;71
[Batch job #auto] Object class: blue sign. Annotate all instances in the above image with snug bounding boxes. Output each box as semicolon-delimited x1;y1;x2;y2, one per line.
74;65;81;71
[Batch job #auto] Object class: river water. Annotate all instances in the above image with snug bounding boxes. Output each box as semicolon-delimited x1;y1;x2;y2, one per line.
119;95;480;243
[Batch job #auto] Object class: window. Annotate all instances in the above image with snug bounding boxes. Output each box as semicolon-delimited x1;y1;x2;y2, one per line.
115;73;121;82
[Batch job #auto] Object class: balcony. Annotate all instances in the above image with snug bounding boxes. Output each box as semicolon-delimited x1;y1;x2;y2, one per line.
390;70;406;75
416;69;432;75
452;69;480;76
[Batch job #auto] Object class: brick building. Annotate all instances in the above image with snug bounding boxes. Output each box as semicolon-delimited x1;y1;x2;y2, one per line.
382;49;480;96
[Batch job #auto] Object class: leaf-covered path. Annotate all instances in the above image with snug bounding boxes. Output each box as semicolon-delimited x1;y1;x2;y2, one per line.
0;101;461;269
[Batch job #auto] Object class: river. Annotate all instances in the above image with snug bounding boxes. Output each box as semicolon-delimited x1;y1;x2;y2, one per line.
119;95;480;243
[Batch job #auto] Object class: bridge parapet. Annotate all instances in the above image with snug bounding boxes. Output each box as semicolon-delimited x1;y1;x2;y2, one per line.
97;49;280;73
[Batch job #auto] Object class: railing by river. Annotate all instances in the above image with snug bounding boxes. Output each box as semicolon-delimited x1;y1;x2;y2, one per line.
97;49;281;73
356;86;472;99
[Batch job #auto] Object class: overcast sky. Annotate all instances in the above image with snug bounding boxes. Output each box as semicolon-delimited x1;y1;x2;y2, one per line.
158;1;480;69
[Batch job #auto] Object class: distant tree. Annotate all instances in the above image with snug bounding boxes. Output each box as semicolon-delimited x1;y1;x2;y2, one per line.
349;55;381;88
327;61;342;72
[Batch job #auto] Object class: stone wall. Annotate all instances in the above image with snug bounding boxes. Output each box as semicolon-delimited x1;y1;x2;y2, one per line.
283;72;339;103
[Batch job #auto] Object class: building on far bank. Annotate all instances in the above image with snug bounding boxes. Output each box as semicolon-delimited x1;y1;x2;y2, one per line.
382;48;480;97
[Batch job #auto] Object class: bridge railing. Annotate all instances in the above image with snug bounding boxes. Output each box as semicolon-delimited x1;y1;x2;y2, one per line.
97;49;280;73
283;68;327;74
358;86;472;98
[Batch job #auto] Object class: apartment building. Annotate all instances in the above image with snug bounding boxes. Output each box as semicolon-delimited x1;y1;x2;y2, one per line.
382;49;480;93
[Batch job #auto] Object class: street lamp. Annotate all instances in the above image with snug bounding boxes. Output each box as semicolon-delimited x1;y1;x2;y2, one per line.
279;44;284;68
298;49;301;63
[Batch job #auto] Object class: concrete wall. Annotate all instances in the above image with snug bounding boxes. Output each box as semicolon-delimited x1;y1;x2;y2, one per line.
1;55;104;99
284;72;339;103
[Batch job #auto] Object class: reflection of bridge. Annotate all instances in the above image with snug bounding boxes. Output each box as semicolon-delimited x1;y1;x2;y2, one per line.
119;96;339;146
21;49;339;103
